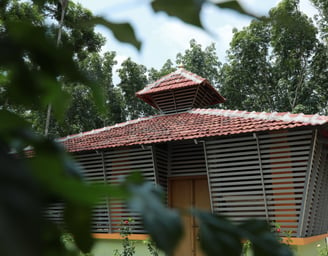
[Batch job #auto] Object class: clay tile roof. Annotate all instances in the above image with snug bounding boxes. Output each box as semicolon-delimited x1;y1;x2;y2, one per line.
136;68;225;112
58;109;328;153
136;68;206;95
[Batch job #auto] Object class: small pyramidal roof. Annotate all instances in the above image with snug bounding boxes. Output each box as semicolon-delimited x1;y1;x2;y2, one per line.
136;68;226;114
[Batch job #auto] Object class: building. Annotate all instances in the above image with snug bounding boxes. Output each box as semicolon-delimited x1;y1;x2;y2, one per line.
50;68;328;255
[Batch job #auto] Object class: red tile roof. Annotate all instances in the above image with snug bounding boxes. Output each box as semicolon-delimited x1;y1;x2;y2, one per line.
135;68;226;110
136;68;207;95
58;109;328;153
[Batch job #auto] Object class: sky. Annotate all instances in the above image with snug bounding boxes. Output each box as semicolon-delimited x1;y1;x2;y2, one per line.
75;0;318;73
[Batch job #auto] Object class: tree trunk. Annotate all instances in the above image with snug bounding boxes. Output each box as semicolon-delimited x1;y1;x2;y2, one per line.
44;0;68;136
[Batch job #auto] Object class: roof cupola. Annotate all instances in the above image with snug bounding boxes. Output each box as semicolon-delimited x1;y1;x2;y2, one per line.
136;68;225;114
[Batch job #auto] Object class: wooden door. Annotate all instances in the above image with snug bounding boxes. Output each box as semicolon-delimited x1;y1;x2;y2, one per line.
169;177;211;256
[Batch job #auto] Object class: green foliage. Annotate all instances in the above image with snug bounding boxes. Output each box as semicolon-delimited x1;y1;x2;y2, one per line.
144;238;160;256
242;240;252;256
192;210;292;256
311;0;328;40
220;0;325;113
113;219;136;256
309;42;328;114
151;0;257;29
91;17;141;51
114;220;161;256
62;233;94;256
147;59;176;83
49;2;106;61
0;144;43;256
215;1;257;18
319;246;328;256
118;58;157;119
0;0;133;137
1;0;43;26
176;39;222;89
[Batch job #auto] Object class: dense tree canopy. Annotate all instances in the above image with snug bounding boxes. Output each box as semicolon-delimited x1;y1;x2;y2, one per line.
118;58;156;119
219;0;325;114
312;0;328;40
176;39;222;88
42;0;106;61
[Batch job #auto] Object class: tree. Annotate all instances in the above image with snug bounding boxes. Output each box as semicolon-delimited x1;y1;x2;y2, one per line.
0;0;109;137
220;19;275;112
0;0;43;110
309;0;328;114
43;0;106;61
311;0;328;41
118;58;157;120
0;0;43;27
308;42;328;114
78;51;124;126
147;59;176;83
220;0;321;113
176;39;222;89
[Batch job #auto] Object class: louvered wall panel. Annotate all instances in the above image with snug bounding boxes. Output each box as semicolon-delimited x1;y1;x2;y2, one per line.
152;87;198;113
302;135;328;237
153;144;169;192
258;130;312;235
169;141;207;177
75;151;110;233
103;147;156;233
44;151;110;233
312;149;328;235
298;134;320;237
45;147;156;234
43;202;64;225
75;152;105;183
205;135;267;222
205;130;313;237
318;151;328;233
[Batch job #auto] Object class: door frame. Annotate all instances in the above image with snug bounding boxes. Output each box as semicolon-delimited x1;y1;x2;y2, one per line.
168;175;210;256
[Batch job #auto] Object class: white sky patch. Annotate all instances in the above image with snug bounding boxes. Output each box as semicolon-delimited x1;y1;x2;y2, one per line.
239;0;278;15
112;55;130;85
300;0;319;18
214;25;235;61
140;18;215;68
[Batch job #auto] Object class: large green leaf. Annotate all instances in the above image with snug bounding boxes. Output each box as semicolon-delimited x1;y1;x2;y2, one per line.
125;176;183;255
1;22;72;116
0;110;30;132
151;0;259;29
0;147;42;256
64;203;94;253
0;111;32;152
91;17;141;50
152;0;203;28
192;209;293;256
215;1;258;19
192;209;242;256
